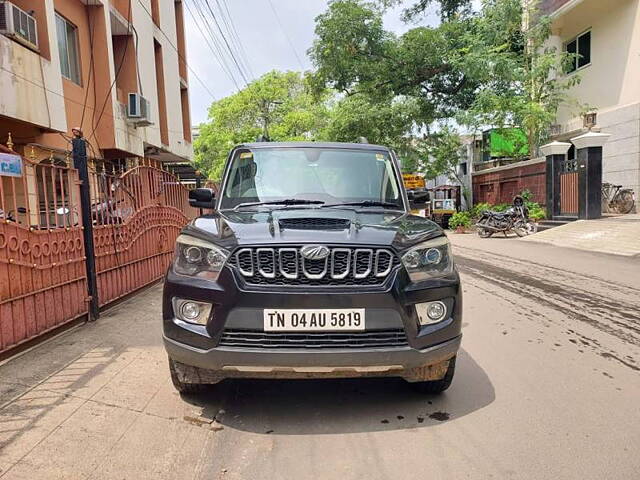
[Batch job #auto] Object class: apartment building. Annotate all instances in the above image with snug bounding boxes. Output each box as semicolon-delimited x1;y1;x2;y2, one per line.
543;0;640;202
0;0;193;167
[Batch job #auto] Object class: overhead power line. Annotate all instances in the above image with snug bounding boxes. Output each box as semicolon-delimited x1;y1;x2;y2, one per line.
267;0;305;71
216;0;254;79
201;0;251;85
135;0;216;100
185;0;242;90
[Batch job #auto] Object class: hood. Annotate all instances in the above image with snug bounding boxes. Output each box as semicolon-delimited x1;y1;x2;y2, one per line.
184;208;444;252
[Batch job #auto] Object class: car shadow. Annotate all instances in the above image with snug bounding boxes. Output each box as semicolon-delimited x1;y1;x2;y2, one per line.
182;348;494;435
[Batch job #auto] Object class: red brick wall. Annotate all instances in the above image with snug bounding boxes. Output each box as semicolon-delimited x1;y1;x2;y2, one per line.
473;161;546;206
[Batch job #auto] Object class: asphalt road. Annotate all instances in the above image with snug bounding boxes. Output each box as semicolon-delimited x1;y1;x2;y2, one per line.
1;234;639;480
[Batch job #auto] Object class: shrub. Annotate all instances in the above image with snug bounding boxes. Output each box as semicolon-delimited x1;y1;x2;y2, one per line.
470;202;491;219
527;201;546;221
448;211;472;230
492;203;511;212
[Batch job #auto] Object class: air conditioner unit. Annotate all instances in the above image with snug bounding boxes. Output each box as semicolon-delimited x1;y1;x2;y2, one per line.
0;1;39;51
127;93;153;127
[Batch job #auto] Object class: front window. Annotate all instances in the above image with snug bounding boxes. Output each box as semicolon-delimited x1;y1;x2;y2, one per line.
220;147;403;209
55;13;81;85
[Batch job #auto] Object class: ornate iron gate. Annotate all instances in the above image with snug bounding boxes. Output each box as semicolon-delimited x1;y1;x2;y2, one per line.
0;145;88;354
88;165;198;306
0;138;197;356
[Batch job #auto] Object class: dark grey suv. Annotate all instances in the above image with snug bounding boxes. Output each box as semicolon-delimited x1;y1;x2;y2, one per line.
163;142;462;394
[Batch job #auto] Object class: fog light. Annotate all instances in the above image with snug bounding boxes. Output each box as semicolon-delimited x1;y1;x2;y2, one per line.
416;301;447;325
181;302;200;320
173;298;212;325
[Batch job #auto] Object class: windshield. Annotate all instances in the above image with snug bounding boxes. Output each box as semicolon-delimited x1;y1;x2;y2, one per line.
219;147;403;209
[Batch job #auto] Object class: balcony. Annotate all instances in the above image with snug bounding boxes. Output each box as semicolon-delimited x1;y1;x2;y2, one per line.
0;35;66;132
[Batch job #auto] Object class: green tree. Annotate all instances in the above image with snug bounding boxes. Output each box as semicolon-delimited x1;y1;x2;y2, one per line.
457;0;581;157
194;71;330;180
322;94;420;161
309;0;476;124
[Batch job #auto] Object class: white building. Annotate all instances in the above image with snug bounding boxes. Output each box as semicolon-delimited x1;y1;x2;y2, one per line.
544;0;640;203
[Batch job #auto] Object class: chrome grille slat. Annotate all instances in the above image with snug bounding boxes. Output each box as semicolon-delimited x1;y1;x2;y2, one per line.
228;246;399;287
219;329;408;349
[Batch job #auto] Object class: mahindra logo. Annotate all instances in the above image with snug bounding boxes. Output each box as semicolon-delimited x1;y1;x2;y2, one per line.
300;245;330;260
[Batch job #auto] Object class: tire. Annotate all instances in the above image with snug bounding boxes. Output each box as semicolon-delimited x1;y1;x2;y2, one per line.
411;356;456;394
478;228;492;238
169;358;206;394
612;191;635;214
524;221;538;235
512;224;526;237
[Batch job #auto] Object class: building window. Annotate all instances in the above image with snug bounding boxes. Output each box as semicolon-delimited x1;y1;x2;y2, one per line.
459;162;468;176
565;30;591;73
55;13;81;85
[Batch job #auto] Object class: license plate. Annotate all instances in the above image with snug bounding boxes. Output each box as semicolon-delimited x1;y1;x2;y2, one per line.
263;309;365;332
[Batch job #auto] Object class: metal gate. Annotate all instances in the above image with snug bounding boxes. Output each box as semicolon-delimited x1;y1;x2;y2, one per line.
88;165;198;306
0;140;196;355
559;159;579;217
0;145;88;353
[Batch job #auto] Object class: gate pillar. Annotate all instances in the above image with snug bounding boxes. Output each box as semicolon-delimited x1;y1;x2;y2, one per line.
571;132;611;220
541;141;572;220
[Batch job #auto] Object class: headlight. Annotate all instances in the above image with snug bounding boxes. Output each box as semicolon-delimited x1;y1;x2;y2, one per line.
401;236;453;282
173;234;229;280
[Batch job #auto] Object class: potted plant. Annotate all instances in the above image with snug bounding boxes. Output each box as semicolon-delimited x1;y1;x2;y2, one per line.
448;211;472;233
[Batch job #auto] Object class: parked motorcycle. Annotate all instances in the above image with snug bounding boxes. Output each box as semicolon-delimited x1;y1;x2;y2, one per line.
476;196;538;238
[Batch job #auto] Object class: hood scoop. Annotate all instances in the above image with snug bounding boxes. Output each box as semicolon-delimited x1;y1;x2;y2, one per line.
278;217;351;231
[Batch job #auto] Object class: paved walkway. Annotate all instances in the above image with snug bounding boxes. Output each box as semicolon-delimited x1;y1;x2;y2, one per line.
521;214;640;256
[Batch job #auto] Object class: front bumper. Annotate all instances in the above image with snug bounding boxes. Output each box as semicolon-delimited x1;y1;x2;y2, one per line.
162;265;462;379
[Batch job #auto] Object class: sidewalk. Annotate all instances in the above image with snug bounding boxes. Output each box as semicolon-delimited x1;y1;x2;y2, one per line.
0;285;223;480
520;214;640;256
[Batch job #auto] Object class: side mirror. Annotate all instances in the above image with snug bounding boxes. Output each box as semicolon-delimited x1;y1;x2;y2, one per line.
189;188;216;209
407;190;430;208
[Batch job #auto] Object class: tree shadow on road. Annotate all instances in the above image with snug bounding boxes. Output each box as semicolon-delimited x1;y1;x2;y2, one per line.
184;348;494;435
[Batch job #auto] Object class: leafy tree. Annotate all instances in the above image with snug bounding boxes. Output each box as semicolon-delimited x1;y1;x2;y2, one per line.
309;0;476;124
311;0;583;175
380;0;472;22
456;0;582;156
194;71;330;180
420;126;472;207
322;94;421;163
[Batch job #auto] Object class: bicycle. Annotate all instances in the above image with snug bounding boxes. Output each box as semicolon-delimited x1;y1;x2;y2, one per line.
602;183;635;214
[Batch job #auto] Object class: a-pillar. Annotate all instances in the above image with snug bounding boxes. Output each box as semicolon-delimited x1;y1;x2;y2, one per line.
540;141;572;220
570;131;611;219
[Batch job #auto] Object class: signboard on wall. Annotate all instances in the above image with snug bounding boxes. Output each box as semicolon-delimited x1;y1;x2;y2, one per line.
0;153;23;177
403;174;425;190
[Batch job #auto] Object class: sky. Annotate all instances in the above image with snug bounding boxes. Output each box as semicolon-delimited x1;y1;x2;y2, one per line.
184;0;442;126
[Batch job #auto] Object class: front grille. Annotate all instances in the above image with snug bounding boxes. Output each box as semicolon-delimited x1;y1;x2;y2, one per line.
219;329;408;349
227;246;399;286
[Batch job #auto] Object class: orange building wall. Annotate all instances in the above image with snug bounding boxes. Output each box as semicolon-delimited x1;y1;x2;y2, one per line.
12;0;50;60
39;0;115;154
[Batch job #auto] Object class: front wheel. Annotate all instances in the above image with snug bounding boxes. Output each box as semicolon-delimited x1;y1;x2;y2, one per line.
478;228;493;238
612;191;635;214
411;356;456;394
512;223;526;237
169;358;206;394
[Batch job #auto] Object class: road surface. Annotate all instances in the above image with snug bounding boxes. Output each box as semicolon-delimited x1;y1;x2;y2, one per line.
1;234;639;479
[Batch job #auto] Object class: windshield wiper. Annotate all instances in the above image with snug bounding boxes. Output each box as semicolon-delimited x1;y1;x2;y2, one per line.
233;199;325;210
322;201;402;209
